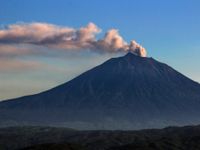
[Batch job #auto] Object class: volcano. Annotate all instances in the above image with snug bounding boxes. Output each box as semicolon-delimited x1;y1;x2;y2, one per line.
1;53;200;130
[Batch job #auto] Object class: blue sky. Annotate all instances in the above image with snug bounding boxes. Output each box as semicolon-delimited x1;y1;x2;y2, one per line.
0;0;200;100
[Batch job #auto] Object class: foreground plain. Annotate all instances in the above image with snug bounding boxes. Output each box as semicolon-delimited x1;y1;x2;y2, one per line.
1;125;200;150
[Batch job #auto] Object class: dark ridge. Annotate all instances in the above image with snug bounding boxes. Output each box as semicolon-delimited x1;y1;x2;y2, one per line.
1;125;200;150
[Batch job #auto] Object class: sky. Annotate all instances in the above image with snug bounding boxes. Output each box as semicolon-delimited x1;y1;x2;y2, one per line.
0;0;200;100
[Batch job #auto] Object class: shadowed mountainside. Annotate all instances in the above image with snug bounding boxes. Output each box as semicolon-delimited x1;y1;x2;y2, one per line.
0;53;200;129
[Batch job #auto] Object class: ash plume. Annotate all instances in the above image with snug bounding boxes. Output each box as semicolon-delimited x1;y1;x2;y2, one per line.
0;22;147;57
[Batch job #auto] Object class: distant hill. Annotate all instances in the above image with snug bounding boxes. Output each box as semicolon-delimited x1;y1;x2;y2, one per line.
1;125;200;150
1;53;200;129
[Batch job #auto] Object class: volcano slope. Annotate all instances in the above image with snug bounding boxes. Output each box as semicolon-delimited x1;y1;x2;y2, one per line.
0;53;200;129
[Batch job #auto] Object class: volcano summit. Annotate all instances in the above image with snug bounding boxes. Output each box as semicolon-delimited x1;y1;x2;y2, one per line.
1;53;200;129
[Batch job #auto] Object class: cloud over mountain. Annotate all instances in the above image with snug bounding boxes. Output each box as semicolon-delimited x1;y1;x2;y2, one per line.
0;22;147;57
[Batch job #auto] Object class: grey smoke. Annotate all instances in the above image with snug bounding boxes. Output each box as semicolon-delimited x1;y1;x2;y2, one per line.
0;22;147;57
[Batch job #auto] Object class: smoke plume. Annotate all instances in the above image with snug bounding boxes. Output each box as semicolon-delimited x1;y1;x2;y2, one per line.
0;22;147;57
